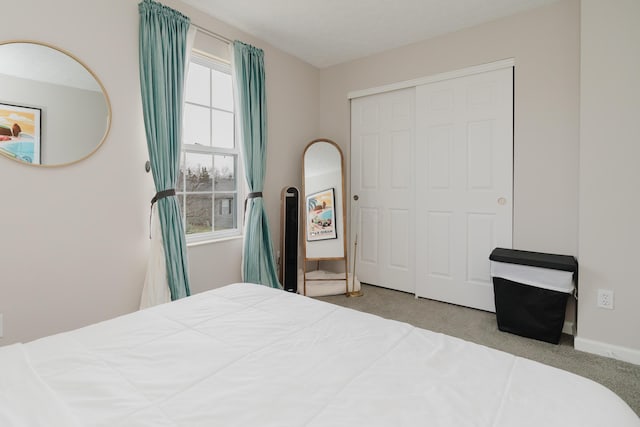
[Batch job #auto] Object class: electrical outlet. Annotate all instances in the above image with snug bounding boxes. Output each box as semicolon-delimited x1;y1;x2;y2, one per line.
597;289;614;309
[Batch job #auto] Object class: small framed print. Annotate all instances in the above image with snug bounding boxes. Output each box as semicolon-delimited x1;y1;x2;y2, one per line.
306;188;337;241
0;102;41;164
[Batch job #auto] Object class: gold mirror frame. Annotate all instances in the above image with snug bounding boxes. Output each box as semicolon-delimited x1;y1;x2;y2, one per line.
301;138;348;295
0;40;112;168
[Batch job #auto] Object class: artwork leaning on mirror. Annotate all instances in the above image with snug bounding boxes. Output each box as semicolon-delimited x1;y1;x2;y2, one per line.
0;40;111;166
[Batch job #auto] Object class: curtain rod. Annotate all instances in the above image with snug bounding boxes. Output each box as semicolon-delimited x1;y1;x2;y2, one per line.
192;23;232;45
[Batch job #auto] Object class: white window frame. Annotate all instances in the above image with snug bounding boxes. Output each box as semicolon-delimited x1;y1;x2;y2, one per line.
180;52;243;244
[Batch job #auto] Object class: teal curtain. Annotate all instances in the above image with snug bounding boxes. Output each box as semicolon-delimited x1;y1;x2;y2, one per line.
233;41;281;289
139;0;191;300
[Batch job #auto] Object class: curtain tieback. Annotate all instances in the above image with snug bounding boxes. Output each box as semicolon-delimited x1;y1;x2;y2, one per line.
151;189;176;205
149;189;176;239
244;191;263;217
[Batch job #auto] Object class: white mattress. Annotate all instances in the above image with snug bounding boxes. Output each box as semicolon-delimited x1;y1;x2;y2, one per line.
1;283;638;426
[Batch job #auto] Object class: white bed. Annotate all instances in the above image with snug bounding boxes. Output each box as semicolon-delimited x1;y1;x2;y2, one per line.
1;283;638;426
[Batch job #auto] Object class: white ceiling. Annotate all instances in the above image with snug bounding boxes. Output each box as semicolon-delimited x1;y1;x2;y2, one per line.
182;0;558;68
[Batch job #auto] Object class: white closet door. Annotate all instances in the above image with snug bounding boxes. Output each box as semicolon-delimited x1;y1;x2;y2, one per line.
415;68;513;312
351;88;415;293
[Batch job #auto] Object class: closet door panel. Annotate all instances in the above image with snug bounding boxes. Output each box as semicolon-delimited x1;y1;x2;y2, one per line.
351;88;415;293
415;68;513;312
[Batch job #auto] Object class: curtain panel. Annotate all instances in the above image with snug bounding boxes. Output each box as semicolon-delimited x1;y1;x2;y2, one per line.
233;41;281;289
138;0;191;305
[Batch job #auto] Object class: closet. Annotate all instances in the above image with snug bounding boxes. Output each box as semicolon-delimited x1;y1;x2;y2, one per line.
350;62;513;312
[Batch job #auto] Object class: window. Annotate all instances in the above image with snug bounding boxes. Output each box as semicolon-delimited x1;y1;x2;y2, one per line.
178;53;242;242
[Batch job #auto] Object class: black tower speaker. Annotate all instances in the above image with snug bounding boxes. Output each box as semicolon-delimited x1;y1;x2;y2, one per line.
280;187;299;293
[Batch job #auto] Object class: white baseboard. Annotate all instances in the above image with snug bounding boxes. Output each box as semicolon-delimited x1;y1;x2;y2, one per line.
562;321;575;336
574;336;640;366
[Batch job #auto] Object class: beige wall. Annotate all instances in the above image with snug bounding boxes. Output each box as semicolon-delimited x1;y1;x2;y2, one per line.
318;0;580;322
0;0;318;344
577;0;640;359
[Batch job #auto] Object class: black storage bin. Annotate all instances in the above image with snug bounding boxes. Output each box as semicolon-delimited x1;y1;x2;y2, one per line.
489;248;578;344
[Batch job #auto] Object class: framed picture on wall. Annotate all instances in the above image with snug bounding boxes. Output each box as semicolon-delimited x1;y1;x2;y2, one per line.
306;188;337;241
0;102;41;164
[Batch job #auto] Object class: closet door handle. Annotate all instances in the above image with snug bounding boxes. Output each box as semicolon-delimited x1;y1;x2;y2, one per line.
353;195;359;201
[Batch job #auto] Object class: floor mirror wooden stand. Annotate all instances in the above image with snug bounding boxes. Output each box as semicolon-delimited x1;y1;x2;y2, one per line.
301;139;351;296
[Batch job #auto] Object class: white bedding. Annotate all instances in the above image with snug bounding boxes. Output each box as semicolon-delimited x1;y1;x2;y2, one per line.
2;283;638;426
0;344;80;427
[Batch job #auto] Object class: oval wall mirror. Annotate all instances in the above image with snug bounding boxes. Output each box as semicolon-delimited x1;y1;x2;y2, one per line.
0;41;111;166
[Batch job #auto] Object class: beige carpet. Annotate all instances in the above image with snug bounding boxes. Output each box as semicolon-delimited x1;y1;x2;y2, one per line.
316;284;640;416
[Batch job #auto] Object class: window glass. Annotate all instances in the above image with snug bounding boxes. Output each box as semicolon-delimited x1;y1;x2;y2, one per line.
214;154;235;188
211;69;233;111
212;110;234;148
214;193;236;230
184;153;213;192
183;104;210;147
186;194;213;234
213;154;236;232
185;62;210;106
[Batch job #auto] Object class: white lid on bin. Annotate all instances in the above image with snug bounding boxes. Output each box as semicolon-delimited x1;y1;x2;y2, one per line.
491;261;575;293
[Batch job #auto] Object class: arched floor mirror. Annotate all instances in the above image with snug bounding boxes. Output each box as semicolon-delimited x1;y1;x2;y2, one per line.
302;139;348;295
